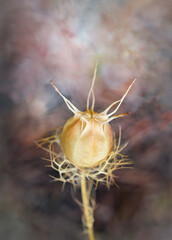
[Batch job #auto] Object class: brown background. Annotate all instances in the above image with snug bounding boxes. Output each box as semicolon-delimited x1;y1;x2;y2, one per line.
0;0;172;239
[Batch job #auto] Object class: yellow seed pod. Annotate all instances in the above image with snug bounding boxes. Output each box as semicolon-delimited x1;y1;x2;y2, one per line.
50;60;135;169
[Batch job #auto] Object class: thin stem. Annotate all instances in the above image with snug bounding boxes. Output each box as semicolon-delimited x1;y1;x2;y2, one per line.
81;175;95;240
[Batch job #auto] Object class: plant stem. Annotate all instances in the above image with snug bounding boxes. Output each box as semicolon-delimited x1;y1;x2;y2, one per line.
81;174;95;240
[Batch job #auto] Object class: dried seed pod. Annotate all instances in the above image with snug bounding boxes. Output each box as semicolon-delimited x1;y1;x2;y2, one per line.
60;112;113;168
50;60;135;169
38;60;136;240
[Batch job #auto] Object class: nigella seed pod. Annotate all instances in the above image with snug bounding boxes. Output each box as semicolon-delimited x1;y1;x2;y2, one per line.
50;60;136;169
60;112;113;168
37;59;136;240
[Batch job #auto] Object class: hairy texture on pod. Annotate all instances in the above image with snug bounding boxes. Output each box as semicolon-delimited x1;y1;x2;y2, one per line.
61;112;113;168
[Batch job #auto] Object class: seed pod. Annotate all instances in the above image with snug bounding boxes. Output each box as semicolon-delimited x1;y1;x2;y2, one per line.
50;60;135;169
37;60;136;240
61;112;113;168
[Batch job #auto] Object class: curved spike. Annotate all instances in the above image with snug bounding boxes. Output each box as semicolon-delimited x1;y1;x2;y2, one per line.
100;99;121;115
105;112;129;123
107;79;136;117
50;80;80;114
87;58;98;111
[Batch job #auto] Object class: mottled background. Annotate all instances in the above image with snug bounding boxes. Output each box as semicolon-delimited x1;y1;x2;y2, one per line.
0;0;172;239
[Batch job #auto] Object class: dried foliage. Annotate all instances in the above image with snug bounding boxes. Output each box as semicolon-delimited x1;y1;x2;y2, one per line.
36;127;130;189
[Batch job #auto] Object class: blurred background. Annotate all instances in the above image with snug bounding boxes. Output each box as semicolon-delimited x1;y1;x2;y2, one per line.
0;0;172;239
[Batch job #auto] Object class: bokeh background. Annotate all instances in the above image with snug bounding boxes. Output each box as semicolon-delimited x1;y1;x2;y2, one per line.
0;0;172;239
